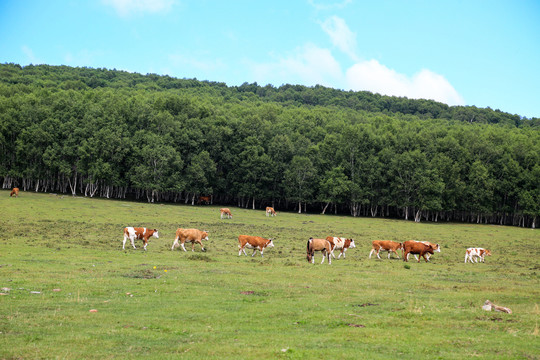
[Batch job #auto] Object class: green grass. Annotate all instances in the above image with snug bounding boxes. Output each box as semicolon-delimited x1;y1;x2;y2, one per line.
1;191;539;359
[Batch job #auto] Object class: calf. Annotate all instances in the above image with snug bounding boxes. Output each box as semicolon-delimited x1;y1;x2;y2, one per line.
197;196;211;205
307;237;332;265
172;228;208;252
10;188;19;197
403;240;434;262
369;240;403;259
325;236;356;259
123;227;159;251
238;235;274;257
265;207;277;217
220;208;232;219
465;248;491;263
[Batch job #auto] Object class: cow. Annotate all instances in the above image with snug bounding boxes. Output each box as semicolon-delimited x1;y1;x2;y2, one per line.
122;227;159;251
325;236;356;259
197;196;211;205
306;237;332;265
10;188;19;197
409;241;441;261
238;235;274;257
465;248;492;263
369;240;403;259
220;208;232;219
171;228;209;252
265;207;276;217
403;240;434;262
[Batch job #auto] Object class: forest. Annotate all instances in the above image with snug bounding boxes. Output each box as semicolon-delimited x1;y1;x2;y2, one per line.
0;63;538;228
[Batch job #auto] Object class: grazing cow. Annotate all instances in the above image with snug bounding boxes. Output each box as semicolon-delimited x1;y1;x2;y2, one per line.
325;236;356;259
403;240;434;262
306;237;332;265
123;227;159;251
220;208;232;219
172;228;208;252
197;196;211;205
10;188;19;197
465;248;491;263
369;240;403;259
410;241;441;261
265;207;276;217
238;235;274;257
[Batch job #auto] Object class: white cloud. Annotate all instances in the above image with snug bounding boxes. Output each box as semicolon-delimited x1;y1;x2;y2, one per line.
320;16;359;61
102;0;175;17
22;45;41;64
247;43;342;87
345;60;465;105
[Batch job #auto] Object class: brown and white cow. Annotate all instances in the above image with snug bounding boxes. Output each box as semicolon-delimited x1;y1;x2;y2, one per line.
265;207;276;217
197;196;211;205
172;228;209;252
220;208;232;219
10;188;19;197
465;248;491;263
369;240;403;259
325;236;356;259
307;237;332;264
123;227;159;251
403;240;434;262
409;241;441;261
238;235;274;257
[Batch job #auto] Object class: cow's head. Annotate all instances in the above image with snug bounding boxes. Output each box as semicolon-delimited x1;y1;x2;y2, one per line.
266;239;274;248
484;249;492;256
348;239;356;248
152;230;159;239
398;242;404;250
202;231;209;241
431;243;441;252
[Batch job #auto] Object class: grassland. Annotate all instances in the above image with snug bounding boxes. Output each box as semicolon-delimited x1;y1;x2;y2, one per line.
1;191;539;359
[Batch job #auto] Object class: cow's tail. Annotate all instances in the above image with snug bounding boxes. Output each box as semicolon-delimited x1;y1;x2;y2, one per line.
306;238;313;262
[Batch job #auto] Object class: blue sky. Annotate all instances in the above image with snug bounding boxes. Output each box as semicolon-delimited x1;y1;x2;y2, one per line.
1;0;539;118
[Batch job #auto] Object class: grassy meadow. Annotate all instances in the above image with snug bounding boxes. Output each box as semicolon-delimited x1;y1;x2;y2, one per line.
1;191;539;359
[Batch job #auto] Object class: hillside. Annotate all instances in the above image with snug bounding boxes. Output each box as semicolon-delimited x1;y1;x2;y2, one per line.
0;63;539;227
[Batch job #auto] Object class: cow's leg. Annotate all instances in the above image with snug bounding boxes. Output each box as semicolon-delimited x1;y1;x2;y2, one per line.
199;240;206;252
143;239;148;251
238;246;242;256
369;249;375;259
403;251;409;262
376;249;382;260
131;236;137;249
123;235;128;250
338;249;345;259
393;250;400;259
387;250;391;259
251;249;257;257
425;253;431;261
171;237;179;250
181;242;187;252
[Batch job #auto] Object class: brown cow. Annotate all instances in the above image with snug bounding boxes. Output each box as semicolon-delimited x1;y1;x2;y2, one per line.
369;240;403;259
172;228;208;252
325;236;356;259
265;207;276;217
238;235;274;257
307;237;332;265
197;196;211;205
403;240;434;262
123;227;159;251
410;241;441;261
10;188;19;197
220;208;232;219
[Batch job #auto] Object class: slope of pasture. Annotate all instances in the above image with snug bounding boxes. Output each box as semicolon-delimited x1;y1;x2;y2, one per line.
0;191;538;359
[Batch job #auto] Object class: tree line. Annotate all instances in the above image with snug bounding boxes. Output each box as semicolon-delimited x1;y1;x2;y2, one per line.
1;63;538;228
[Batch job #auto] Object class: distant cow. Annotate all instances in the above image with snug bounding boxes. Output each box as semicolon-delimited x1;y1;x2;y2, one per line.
325;236;356;259
172;228;208;252
409;241;441;261
307;237;332;265
123;227;159;251
266;207;276;217
10;188;19;197
465;248;491;263
220;208;232;219
369;240;403;259
197;196;211;205
238;235;274;257
403;240;434;262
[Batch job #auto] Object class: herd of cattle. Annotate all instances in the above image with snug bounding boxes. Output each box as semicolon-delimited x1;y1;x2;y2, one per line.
121;206;492;265
9;191;491;265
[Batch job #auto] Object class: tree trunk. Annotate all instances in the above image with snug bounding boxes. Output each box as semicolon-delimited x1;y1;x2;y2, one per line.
252;197;255;210
298;201;302;214
322;202;330;215
414;209;421;223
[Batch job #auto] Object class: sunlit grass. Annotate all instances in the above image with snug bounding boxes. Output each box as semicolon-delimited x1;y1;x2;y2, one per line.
0;191;538;359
